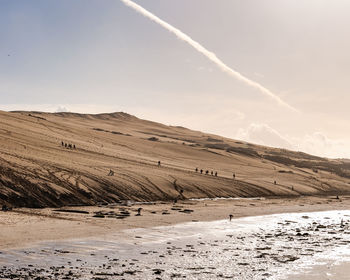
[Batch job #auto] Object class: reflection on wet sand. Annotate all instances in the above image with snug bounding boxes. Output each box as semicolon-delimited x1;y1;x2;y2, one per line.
1;210;350;279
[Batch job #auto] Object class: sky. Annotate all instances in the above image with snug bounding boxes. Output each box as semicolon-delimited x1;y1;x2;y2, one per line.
1;0;350;158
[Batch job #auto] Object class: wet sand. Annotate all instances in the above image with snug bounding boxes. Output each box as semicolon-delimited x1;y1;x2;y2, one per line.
0;196;350;279
285;259;350;280
1;196;350;250
1;205;350;279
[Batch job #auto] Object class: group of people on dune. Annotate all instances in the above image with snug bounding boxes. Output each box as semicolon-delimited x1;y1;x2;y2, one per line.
61;141;76;149
195;168;218;177
195;168;236;179
158;161;237;180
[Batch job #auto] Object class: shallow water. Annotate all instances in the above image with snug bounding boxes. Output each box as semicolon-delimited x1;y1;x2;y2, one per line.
1;210;350;279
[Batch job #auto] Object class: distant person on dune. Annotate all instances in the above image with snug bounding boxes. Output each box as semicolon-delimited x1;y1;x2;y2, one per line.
158;161;161;167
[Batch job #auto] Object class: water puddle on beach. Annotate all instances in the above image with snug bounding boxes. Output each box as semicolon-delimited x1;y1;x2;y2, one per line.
1;210;350;279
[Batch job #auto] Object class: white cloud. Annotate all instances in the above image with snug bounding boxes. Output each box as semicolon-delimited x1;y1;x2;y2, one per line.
236;123;293;149
55;106;69;113
237;123;350;159
294;132;350;159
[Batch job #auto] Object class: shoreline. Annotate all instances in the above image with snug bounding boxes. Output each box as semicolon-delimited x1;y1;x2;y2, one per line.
1;206;350;279
1;195;350;251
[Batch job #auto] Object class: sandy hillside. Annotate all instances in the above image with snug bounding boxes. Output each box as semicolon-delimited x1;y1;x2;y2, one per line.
0;110;350;208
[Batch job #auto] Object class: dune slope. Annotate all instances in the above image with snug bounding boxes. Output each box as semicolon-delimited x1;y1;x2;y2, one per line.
0;110;349;208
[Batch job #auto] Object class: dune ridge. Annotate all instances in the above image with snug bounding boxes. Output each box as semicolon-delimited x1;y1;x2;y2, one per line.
0;110;349;208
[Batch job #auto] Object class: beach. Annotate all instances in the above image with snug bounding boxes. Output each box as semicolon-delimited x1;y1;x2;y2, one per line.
1;196;350;250
1;196;350;279
2;0;350;278
1;112;350;279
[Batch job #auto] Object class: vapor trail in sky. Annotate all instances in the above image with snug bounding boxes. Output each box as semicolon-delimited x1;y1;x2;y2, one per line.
120;0;297;112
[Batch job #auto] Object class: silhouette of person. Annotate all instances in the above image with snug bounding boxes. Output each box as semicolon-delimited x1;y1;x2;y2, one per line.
200;169;203;174
158;161;161;167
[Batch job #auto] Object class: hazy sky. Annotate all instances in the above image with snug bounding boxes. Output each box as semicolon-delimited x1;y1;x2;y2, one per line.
1;0;350;158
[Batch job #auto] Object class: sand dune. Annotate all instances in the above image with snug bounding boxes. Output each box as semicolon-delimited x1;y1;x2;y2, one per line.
0;110;349;208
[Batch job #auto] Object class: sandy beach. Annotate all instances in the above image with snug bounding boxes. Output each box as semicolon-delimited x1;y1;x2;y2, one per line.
1;195;350;250
1;196;350;279
1;112;350;279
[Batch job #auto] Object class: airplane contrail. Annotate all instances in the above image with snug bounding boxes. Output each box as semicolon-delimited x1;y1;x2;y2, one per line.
120;0;297;112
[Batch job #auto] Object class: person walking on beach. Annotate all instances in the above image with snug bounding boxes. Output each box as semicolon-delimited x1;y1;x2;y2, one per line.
158;161;161;167
229;214;233;221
